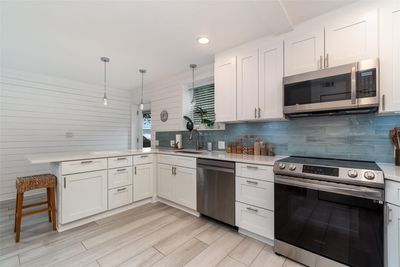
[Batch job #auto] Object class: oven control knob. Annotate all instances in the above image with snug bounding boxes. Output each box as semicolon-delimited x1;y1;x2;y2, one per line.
364;171;375;180
289;164;296;171
278;163;286;169
348;170;358;178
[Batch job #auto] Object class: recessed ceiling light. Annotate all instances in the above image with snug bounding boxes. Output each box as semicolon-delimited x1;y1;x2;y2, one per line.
197;37;210;44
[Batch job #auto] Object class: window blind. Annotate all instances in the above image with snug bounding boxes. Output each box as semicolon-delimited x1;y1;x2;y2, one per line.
193;84;215;125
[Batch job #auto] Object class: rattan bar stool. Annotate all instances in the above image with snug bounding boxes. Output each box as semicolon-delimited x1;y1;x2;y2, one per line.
14;174;57;242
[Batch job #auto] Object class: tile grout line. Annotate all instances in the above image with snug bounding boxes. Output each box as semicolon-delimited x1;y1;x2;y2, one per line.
152;245;167;256
247;244;266;267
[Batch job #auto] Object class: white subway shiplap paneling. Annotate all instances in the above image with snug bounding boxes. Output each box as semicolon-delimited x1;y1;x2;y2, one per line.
0;69;132;201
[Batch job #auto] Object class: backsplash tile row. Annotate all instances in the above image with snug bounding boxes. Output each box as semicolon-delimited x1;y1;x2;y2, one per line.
155;114;400;163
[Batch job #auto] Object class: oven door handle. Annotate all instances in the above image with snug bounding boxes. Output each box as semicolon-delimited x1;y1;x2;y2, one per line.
275;175;384;202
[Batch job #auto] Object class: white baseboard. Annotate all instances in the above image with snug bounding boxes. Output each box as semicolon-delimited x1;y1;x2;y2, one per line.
57;198;153;232
155;196;200;217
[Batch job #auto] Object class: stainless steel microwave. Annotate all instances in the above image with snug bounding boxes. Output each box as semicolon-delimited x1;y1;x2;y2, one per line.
283;58;379;117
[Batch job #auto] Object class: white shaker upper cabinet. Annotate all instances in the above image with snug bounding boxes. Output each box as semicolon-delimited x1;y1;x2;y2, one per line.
380;4;400;113
214;56;237;122
237;49;259;121
258;40;284;120
325;10;378;67
284;28;324;76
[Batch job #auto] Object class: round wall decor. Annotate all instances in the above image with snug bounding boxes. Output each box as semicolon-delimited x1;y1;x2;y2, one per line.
160;110;168;122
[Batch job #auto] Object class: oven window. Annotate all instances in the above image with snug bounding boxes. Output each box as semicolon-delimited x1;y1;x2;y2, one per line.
275;183;383;267
284;73;351;106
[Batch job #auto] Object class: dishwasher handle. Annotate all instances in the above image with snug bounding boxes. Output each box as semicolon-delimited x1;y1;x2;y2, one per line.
197;164;234;174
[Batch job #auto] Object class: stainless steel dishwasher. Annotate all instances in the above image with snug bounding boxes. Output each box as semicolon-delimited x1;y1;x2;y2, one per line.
197;158;235;226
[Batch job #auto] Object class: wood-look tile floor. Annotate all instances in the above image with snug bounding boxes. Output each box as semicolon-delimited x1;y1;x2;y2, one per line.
0;195;303;267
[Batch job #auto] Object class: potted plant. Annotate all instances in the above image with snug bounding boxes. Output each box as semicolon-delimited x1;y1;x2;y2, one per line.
194;107;214;128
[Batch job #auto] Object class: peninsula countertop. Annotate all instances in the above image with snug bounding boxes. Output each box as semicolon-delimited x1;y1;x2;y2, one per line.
26;148;284;166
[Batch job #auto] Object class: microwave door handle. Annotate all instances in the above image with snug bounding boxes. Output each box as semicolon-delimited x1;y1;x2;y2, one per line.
351;66;356;105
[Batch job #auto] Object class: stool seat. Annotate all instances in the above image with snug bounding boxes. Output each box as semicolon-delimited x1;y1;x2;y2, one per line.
15;174;57;242
16;174;56;193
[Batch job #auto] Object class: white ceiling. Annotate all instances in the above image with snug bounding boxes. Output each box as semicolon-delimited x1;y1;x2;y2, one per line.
1;0;356;90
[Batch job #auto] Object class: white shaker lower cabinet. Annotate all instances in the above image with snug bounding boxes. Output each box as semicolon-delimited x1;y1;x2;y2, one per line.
386;179;400;267
387;203;400;267
61;170;108;224
133;163;154;201
157;155;197;210
157;163;174;200
174;167;196;210
235;163;274;241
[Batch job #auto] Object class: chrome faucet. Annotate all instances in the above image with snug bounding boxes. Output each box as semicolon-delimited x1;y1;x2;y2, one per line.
189;129;202;150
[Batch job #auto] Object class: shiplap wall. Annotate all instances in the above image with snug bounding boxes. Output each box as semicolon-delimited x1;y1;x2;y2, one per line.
0;69;132;201
132;64;214;146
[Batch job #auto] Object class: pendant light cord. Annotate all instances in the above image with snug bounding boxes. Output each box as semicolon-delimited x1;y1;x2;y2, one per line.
104;61;107;94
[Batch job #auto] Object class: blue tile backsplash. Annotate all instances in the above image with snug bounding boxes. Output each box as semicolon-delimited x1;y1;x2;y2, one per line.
155;114;400;163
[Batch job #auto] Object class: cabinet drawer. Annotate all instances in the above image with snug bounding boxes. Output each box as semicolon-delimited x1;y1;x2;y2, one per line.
236;201;274;240
133;154;153;165
108;185;133;210
236;177;273;210
236;163;274;182
158;154;196;169
61;158;107;175
108;156;132;169
386;180;400;206
108;167;132;189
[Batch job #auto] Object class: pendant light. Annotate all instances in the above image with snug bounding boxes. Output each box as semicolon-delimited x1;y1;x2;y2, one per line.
139;69;146;110
190;64;197;105
100;57;110;106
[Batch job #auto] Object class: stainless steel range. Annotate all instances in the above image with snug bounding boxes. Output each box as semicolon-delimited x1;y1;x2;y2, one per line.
273;156;384;267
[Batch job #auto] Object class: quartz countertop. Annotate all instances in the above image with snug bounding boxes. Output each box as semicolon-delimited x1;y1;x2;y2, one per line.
378;163;400;183
26;148;284;166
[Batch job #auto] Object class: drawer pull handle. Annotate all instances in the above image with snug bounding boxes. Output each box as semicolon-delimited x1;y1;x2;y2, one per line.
246;207;258;213
246;166;258;169
117;187;127;192
64;177;66;188
140;155;149;158
246;180;258;185
117;157;127;161
81;160;93;164
134;166;137;175
117;168;126;172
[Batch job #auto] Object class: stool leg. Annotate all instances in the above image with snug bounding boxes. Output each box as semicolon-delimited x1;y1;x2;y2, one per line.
15;192;23;242
50;187;56;231
14;193;19;232
47;188;51;222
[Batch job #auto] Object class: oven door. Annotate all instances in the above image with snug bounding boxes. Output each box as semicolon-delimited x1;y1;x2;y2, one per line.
275;175;384;267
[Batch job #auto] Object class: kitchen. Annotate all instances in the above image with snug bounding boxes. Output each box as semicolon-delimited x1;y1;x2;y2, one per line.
0;0;400;267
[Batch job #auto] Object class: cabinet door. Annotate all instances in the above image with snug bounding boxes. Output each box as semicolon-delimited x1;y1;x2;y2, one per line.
214;57;237;122
380;6;400;113
325;9;378;67
61;170;107;224
174;166;196;210
237;49;259;121
133;163;153;201
157;163;174;201
259;40;284;119
387;203;400;267
284;28;324;76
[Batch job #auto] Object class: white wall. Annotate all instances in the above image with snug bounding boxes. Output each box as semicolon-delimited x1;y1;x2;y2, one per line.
0;69;133;201
132;64;214;146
